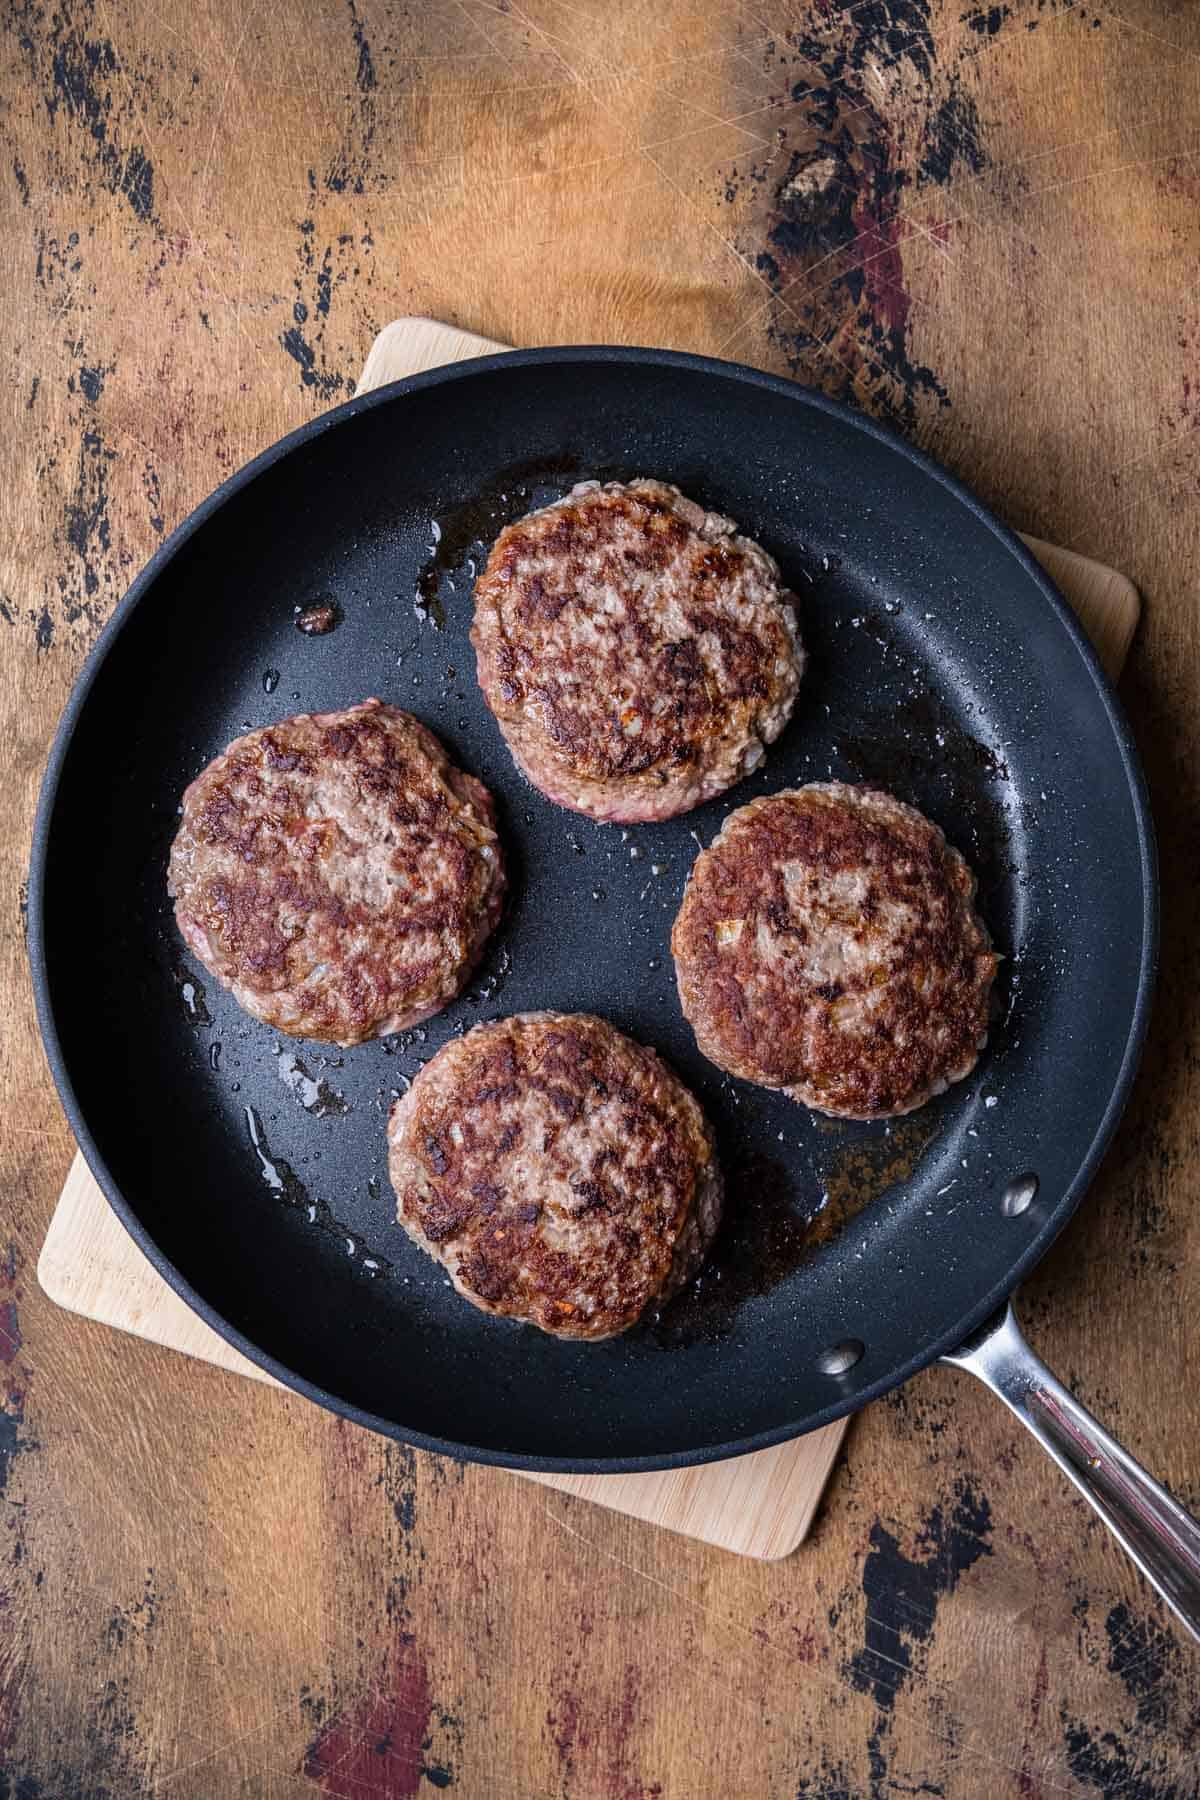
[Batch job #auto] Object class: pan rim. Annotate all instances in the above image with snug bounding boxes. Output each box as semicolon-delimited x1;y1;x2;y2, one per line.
28;344;1159;1473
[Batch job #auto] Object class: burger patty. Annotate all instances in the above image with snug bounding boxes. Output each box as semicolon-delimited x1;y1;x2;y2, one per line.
168;700;505;1046
471;479;804;822
671;783;997;1120
387;1012;723;1339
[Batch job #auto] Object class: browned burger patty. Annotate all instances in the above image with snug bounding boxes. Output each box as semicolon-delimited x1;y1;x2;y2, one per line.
671;783;996;1120
168;700;505;1046
387;1012;723;1339
471;479;804;822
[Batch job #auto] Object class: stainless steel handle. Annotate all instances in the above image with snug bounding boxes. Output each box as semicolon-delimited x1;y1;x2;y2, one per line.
941;1302;1200;1644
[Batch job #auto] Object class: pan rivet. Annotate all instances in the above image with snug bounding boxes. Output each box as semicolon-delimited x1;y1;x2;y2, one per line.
1002;1173;1039;1217
816;1339;864;1376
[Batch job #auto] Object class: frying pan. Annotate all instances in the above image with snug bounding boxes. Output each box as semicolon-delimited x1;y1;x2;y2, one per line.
29;348;1200;1634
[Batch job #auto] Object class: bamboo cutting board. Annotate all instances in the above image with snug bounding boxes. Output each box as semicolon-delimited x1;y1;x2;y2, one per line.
38;319;1140;1559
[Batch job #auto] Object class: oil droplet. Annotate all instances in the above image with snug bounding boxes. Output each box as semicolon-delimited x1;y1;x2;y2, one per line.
244;1106;308;1204
414;570;445;628
294;598;340;635
276;1050;350;1117
262;668;281;693
469;945;512;1005
175;965;211;1026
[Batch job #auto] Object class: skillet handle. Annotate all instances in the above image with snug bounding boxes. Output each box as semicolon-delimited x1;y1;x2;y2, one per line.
940;1302;1200;1644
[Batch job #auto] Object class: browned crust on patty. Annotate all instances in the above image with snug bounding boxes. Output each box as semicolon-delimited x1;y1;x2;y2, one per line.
671;783;997;1119
387;1012;724;1339
168;700;505;1046
471;479;804;822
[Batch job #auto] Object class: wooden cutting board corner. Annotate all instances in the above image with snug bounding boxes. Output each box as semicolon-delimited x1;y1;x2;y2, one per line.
38;317;1139;1560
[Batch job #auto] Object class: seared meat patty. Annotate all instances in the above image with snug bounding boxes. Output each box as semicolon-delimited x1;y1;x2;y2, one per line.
168;700;505;1046
387;1012;723;1339
671;783;996;1119
471;479;804;822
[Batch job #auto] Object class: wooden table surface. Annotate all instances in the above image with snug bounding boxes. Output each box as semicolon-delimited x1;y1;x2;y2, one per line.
3;1;1200;1794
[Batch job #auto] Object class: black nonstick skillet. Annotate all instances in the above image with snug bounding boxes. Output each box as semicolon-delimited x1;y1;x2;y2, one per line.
29;348;1200;1635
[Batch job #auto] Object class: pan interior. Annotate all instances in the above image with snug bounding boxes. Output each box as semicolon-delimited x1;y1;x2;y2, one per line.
37;356;1151;1465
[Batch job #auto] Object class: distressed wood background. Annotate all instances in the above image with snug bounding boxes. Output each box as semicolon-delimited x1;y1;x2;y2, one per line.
3;1;1200;1794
